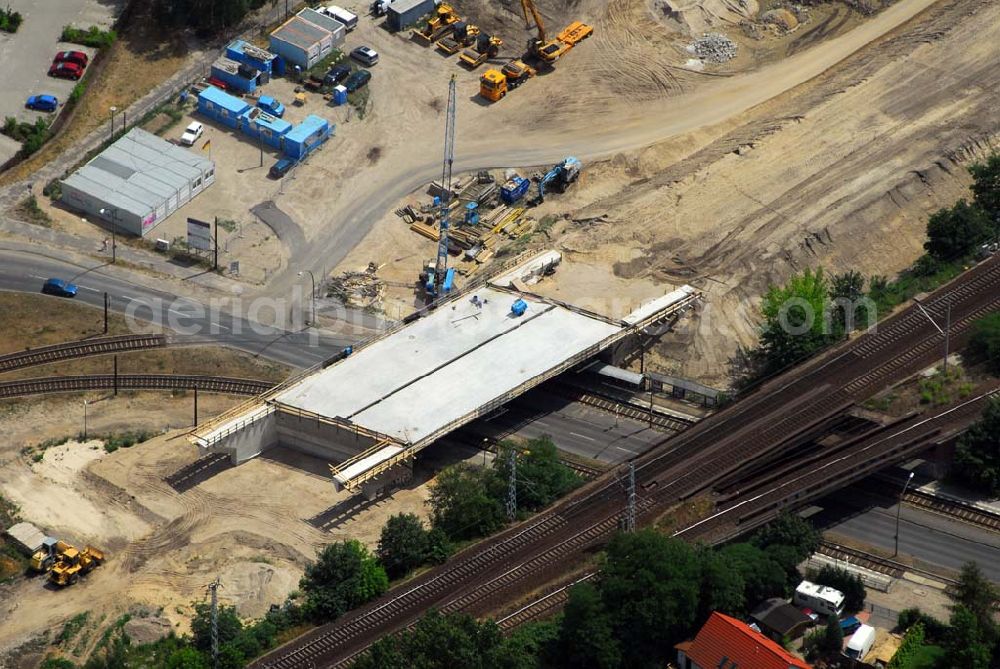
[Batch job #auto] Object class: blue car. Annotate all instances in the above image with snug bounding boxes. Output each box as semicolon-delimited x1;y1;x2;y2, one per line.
257;95;285;118
42;278;78;298
26;95;59;112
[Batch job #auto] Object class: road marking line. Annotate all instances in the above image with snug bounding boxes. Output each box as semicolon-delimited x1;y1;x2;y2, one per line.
569;431;596;442
213;323;231;331
615;446;638;454
78;285;99;292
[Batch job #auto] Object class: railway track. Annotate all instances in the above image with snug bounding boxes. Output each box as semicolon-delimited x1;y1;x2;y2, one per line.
0;374;274;398
0;334;167;373
253;257;1000;669
550;382;696;433
903;488;1000;532
816;542;906;579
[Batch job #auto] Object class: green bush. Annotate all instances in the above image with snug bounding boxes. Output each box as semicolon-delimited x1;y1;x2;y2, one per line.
0;7;23;33
968;312;1000;374
61;24;116;49
69;82;86;105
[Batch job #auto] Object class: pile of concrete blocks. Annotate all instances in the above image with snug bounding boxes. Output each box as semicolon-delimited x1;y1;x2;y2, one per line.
690;32;738;63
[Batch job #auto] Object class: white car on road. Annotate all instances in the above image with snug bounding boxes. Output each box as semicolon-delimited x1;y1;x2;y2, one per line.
180;122;204;146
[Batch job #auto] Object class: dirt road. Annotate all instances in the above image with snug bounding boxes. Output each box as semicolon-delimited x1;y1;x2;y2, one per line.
262;0;944;301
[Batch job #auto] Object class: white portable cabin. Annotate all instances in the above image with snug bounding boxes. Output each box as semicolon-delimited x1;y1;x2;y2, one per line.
792;580;845;618
845;624;876;660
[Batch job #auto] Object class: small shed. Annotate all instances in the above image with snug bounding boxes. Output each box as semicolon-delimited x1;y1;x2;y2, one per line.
243;108;293;151
750;598;814;642
226;39;277;77
4;522;47;555
210;56;261;94
387;0;436;31
297;7;346;47
270;15;335;69
198;85;252;129
283;114;332;159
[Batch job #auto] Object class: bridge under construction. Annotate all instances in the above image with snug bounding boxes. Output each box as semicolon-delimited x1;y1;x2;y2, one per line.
190;252;698;495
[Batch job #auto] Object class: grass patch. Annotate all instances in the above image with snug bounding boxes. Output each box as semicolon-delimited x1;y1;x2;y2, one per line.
100;429;156;453
349;87;372;120
0;6;23;33
217;218;238;233
917;366;964;406
56;611;91;645
13;195;53;227
305;48;345;81
869;258;966;315
897;644;946;669
61;25;117;49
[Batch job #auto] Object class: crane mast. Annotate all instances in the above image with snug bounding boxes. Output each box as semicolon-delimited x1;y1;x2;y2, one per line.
433;74;457;298
519;0;546;43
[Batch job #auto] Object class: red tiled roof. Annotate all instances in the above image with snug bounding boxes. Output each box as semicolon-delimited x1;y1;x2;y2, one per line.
685;612;811;669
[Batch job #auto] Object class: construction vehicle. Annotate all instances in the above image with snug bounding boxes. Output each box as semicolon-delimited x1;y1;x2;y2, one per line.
49;544;105;586
413;3;460;43
531;156;582;204
479;59;536;101
30;537;70;572
458;34;503;68
519;0;593;64
436;22;480;55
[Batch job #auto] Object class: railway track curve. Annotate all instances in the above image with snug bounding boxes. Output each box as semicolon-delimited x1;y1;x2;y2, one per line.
0;334;167;373
0;374;274;398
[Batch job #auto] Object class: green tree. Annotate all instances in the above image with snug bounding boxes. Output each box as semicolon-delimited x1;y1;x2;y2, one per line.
945;605;991;669
758;268;835;375
969;153;1000;226
424;526;454;565
923;199;991;262
812;565;866;613
191;602;242;652
953;399;1000;496
822;614;844;655
556;581;621;669
696;547;746;620
599;531;701;668
751;512;820;561
494;438;581;512
829;270;868;332
948;562;999;634
300;540;388;623
968;313;1000;375
720;542;788;605
377;513;430;580
428;463;505;540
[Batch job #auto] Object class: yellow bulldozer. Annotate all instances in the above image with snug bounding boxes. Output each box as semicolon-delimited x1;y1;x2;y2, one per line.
413;3;460;43
49;544;105;586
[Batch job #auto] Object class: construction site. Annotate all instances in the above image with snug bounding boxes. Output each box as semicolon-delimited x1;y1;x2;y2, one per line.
0;0;998;664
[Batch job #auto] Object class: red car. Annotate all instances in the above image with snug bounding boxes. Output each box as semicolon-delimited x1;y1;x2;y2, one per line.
54;50;89;68
48;61;83;80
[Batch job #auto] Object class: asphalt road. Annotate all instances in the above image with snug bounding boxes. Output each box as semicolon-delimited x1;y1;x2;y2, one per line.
822;498;1000;581
0;249;354;369
460;390;670;464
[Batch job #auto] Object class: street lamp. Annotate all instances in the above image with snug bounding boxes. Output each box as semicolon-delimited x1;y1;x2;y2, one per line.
99;207;118;264
109;106;117;140
913;296;951;374
298;270;316;326
83;399;88;440
893;471;915;557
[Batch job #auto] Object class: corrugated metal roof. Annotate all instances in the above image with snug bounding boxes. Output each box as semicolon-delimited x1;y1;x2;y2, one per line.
389;0;433;15
297;7;344;36
271;15;331;49
588;362;644;386
198;86;251;115
61;128;213;220
4;522;47;553
285;114;329;142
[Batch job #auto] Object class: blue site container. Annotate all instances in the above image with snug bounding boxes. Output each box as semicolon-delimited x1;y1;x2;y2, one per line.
442;268;456;293
332;86;348;106
500;175;530;205
464;202;479;226
511;299;528;317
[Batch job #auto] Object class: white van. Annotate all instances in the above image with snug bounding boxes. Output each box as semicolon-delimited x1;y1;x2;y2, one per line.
793;581;845;618
845;624;875;660
324;5;358;31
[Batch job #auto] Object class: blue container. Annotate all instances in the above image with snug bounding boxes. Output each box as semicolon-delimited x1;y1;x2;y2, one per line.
500;176;530;205
464;202;479;226
442;268;456;293
511;299;528;317
333;86;348;106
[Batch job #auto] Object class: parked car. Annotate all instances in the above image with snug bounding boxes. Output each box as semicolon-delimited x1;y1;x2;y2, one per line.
54;50;89;68
350;46;379;66
42;278;78;298
323;65;351;87
25;95;59;112
180;122;204;146
343;69;371;93
269;158;294;179
839;616;862;635
256;95;285;118
48;62;83;80
323;5;358;31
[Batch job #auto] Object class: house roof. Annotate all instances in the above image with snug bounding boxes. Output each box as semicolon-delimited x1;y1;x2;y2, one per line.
750;598;814;637
271;15;331;50
684;612;811;669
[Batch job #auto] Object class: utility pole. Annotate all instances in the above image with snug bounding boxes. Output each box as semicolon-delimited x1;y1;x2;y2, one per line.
893;472;915;557
207;577;222;669
505;447;517;521
624;462;636;532
943;300;951;375
213;216;219;271
113;355;118;397
103;292;109;333
194;387;199;427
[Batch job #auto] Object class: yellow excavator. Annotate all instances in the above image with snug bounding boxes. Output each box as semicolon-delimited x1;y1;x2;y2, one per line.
479;0;591;101
50;544;105;586
413;3;460;43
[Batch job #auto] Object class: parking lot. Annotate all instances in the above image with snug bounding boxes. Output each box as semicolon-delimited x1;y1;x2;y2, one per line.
0;0;117;163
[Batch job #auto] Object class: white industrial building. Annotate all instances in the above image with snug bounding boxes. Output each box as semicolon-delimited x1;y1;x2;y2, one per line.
192;252;699;497
269;11;344;70
60;128;216;237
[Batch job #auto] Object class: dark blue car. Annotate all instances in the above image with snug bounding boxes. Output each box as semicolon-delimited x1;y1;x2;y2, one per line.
42;278;78;298
26;95;59;112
